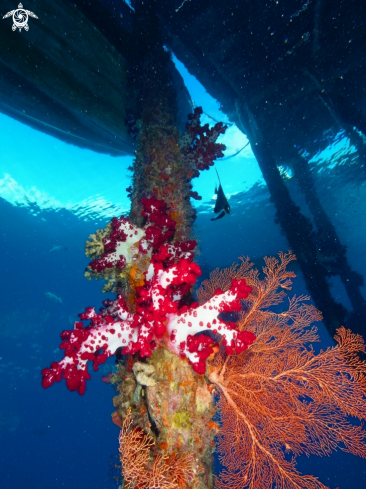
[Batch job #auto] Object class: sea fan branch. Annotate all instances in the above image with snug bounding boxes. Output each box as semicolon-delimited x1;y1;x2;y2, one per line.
201;253;366;489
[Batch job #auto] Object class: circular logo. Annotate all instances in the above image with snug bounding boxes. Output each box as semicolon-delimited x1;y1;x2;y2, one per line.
12;8;28;31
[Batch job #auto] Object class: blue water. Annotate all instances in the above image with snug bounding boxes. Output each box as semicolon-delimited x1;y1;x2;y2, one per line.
1;62;366;489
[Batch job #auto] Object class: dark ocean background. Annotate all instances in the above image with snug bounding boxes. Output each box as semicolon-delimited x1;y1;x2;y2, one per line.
1;57;366;489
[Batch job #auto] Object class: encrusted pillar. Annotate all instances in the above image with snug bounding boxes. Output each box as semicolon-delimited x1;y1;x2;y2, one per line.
236;101;347;335
293;153;366;335
111;3;219;487
127;3;194;242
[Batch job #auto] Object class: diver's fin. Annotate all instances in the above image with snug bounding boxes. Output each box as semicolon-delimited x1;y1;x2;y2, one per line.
211;210;226;221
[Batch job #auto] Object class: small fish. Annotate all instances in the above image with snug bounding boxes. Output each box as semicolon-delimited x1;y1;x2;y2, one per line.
44;292;62;304
211;168;230;221
49;245;67;253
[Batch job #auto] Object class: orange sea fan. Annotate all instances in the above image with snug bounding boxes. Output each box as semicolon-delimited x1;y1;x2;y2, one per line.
119;409;195;489
202;252;366;489
197;255;254;305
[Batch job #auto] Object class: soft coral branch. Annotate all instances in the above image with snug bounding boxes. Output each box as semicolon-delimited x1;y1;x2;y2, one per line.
179;106;227;178
42;197;254;394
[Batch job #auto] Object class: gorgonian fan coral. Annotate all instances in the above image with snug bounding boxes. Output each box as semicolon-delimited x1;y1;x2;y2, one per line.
200;252;366;489
119;408;195;489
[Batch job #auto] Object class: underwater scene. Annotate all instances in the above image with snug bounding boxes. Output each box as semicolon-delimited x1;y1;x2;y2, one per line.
1;0;366;488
